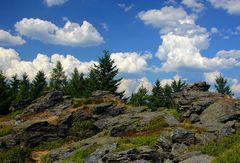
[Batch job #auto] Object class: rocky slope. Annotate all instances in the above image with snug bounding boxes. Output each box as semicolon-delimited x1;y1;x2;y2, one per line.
0;82;240;163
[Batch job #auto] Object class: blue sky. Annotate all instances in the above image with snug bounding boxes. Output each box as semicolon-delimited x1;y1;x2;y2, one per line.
0;0;240;96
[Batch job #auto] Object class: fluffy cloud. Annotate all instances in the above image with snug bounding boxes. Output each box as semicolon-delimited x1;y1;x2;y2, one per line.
208;0;240;15
15;18;104;47
118;3;134;12
44;0;68;7
231;79;240;94
211;27;219;34
110;52;152;73
118;77;152;97
217;49;240;59
138;6;238;72
0;29;25;46
160;75;183;86
204;71;221;84
0;47;96;80
182;0;204;12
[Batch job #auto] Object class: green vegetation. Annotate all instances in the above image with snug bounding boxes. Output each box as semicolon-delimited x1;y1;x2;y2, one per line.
169;108;182;120
128;85;149;106
0;146;29;163
197;131;240;162
215;74;233;96
50;61;67;91
31;70;47;99
141;116;169;133
0;124;13;137
171;78;186;93
70;118;95;138
33;139;66;151
116;134;159;152
87;50;123;97
62;145;98;163
0;71;11;114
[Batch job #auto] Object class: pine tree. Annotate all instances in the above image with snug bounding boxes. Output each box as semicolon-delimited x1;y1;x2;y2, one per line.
128;85;149;106
31;71;47;99
171;79;186;93
9;74;20;101
163;84;173;108
88;50;123;96
215;75;233;96
50;61;67;91
148;80;165;110
16;73;30;102
0;71;11;114
67;68;86;98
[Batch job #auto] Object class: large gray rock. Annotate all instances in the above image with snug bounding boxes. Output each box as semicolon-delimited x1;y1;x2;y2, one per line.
27;91;64;113
156;136;172;152
172;128;196;145
180;154;215;163
200;99;239;124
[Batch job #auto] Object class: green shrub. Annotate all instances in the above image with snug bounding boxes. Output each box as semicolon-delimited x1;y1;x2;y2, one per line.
62;145;97;163
0;125;13;137
116;134;159;152
198;131;240;162
169;108;182;120
0;146;29;163
141;116;169;133
33;139;66;150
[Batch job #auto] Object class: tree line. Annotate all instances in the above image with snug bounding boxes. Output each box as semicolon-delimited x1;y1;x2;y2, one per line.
0;50;234;114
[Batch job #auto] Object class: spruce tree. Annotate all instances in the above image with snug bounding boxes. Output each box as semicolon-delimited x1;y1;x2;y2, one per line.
215;75;233;96
171;79;186;93
67;68;86;98
88;50;123;96
128;85;149;106
163;84;173;108
149;80;165;110
9;74;20;101
31;71;47;99
50;61;67;91
16;73;30;102
0;71;11;114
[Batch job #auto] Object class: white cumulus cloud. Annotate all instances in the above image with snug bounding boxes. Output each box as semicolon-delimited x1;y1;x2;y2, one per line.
204;71;221;84
0;47;97;80
182;0;204;12
15;18;104;47
208;0;240;15
217;49;240;59
118;77;152;97
138;6;238;72
110;52;152;73
231;79;240;94
44;0;68;7
0;29;25;46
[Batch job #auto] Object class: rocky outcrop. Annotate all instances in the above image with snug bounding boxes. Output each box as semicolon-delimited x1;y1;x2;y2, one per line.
172;82;224;119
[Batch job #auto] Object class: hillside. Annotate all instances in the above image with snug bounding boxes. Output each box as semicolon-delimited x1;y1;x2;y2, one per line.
0;82;240;163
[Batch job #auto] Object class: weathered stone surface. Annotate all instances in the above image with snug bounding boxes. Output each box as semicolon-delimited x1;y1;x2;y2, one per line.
186;82;210;92
200;99;238;124
156;136;172;152
175;151;202;162
172;128;196;145
27;91;63;113
85;143;117;163
171;143;188;156
102;147;162;163
189;114;200;123
179;154;215;163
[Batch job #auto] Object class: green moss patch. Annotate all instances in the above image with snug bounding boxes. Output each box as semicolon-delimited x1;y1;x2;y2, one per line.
33;139;66;151
0;124;13;137
0;146;29;163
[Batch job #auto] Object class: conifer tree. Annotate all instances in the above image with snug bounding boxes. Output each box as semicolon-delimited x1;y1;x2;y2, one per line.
128;85;149;106
16;73;30;102
9;74;20;101
67;68;86;98
149;80;165;110
171;79;186;93
50;61;67;91
163;84;173;108
31;71;47;99
215;75;233;96
0;71;11;114
88;50;123;96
